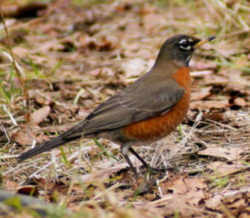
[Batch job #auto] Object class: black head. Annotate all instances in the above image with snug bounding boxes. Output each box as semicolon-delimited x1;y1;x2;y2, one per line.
157;34;202;66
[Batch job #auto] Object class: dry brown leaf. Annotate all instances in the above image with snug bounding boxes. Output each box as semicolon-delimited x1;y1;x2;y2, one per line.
221;192;250;217
28;90;52;105
233;97;247;107
34;95;51;106
206;189;249;217
17;185;39;197
207;161;244;177
12;127;36;146
205;195;221;209
148;176;207;216
29;106;50;125
203;110;225;122
198;146;241;161
190;99;229;110
0;1;47;18
163;177;207;204
191;87;211;101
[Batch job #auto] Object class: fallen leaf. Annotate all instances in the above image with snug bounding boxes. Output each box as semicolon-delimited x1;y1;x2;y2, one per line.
163;177;207;204
203;110;225;122
233;97;246;107
205;195;221;209
147;176;207;216
12;127;36;146
190;99;229;110
221;192;249;217
0;2;47;18
17;185;39;197
198;146;241;161
206;188;250;217
29;106;50;125
28;90;52;105
207;161;244;177
191;87;211;101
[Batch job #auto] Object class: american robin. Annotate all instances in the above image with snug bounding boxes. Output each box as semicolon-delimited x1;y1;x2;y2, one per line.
18;34;215;175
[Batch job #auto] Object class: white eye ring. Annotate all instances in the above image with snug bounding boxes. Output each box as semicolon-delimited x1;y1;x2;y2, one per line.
179;38;193;51
179;38;188;44
180;45;191;50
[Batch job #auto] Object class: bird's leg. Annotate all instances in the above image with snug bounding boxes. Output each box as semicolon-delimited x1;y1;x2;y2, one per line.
128;147;149;169
129;147;161;178
121;145;138;177
129;147;169;173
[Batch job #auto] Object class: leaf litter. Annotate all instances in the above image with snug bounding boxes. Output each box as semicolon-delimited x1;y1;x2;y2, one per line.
0;0;249;217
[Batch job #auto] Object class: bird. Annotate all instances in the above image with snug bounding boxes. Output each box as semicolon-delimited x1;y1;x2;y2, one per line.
18;34;215;176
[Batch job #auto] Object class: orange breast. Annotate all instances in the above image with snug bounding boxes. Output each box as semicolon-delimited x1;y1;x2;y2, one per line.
122;67;191;142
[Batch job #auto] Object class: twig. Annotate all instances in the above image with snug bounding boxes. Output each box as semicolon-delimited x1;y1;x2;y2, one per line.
2;105;17;126
226;29;250;37
180;110;203;146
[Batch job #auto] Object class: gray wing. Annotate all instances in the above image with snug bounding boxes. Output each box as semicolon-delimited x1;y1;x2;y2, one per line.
81;77;185;135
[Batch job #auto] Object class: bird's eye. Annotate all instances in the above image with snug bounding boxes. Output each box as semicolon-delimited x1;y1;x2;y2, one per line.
178;38;193;51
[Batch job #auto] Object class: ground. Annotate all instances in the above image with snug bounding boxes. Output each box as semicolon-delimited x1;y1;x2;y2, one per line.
0;0;249;217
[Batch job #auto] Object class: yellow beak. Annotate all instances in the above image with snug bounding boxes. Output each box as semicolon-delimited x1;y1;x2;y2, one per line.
194;36;215;48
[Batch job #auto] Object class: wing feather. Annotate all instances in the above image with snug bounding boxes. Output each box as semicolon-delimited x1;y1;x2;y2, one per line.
82;78;184;134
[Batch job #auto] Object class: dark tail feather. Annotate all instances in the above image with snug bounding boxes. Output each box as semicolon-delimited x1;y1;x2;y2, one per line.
18;121;86;162
18;135;69;162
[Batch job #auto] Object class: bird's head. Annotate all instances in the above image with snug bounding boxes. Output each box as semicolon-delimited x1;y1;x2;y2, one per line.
157;34;215;66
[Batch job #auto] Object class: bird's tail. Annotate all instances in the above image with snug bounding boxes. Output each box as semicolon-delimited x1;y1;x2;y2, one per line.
18;121;86;162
